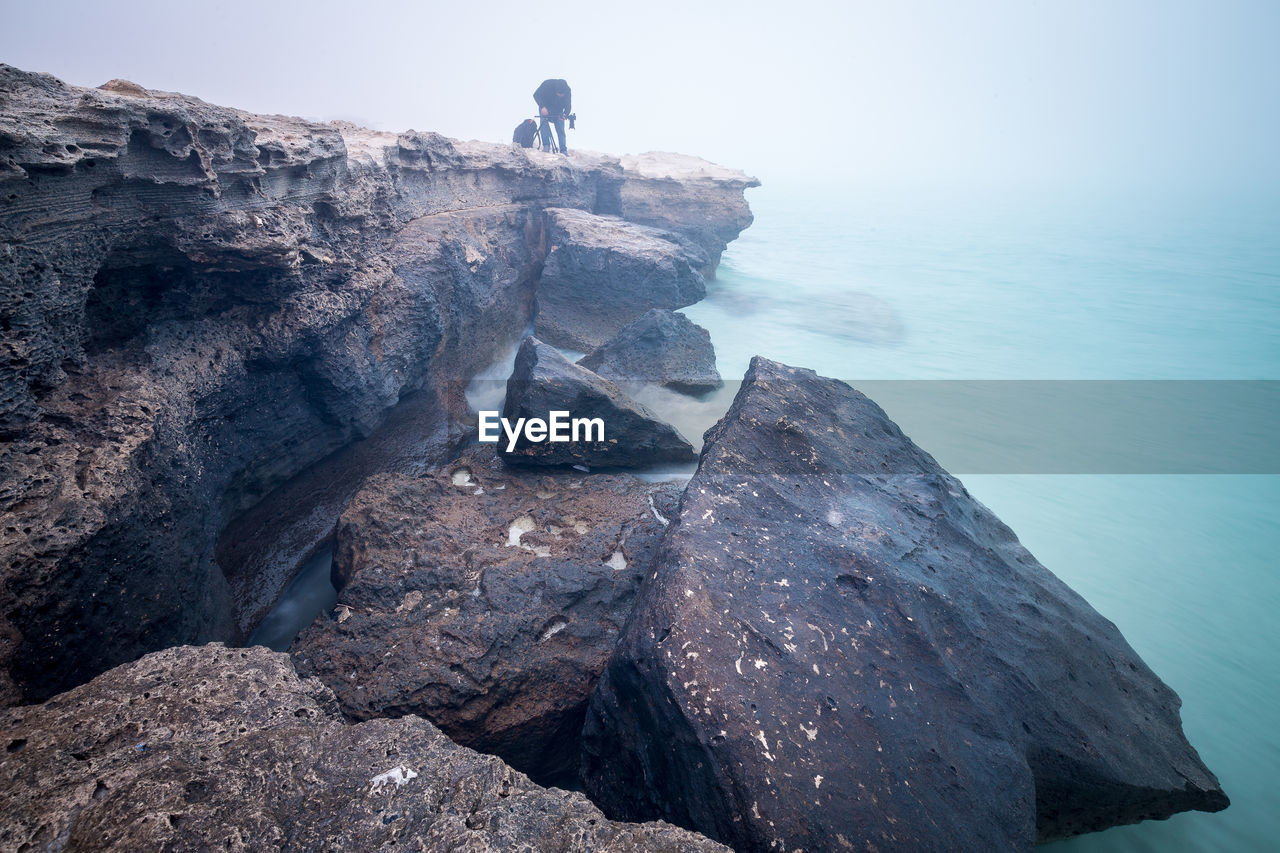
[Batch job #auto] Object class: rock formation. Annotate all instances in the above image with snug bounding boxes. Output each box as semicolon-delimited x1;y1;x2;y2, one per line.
534;208;709;351
291;446;680;787
0;64;756;704
0;644;728;852
2;61;1226;853
615;152;759;275
499;336;697;468
579;308;722;394
580;357;1228;852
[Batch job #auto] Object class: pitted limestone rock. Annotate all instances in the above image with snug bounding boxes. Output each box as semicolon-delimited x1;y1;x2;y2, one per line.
0;644;727;852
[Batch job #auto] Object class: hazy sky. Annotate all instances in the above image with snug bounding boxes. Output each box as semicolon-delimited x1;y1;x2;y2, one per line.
2;0;1277;191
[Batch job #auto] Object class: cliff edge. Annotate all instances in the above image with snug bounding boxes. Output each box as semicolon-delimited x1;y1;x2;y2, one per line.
0;64;758;704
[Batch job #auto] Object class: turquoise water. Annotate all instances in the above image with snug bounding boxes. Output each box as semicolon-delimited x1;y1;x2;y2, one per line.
681;183;1280;851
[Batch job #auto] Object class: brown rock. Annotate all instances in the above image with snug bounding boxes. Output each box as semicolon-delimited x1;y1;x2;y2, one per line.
0;643;727;852
291;446;682;786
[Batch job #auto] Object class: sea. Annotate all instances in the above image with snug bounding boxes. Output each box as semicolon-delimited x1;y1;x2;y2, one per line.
673;180;1279;852
255;178;1279;850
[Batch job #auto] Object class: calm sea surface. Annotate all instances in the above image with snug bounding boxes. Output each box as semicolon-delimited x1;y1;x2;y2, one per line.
679;181;1280;851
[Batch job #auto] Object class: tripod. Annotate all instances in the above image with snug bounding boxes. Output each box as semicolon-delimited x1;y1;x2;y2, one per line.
533;113;576;153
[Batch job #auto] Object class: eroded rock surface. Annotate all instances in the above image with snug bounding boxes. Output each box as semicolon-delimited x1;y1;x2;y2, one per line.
581;357;1228;851
617;152;759;275
534;208;708;351
500;336;696;468
291;446;682;786
0;64;753;704
579;309;722;395
0;644;727;852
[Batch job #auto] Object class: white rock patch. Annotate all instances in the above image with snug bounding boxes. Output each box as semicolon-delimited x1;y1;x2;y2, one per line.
507;515;536;547
369;765;418;793
648;494;670;526
540;618;568;642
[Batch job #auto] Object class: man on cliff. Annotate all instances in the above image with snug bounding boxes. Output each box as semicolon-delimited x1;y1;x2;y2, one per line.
534;78;571;154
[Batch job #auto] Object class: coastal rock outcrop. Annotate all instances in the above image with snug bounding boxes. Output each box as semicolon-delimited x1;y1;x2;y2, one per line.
0;64;755;704
0;644;728;852
579;308;722;395
291;446;680;786
499;336;696;468
580;357;1228;851
617;152;759;275
533;208;708;351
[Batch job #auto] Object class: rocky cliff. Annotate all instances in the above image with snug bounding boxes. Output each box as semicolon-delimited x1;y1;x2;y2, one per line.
0;64;758;705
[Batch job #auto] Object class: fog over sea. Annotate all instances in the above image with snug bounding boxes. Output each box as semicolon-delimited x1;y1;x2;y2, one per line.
675;182;1279;852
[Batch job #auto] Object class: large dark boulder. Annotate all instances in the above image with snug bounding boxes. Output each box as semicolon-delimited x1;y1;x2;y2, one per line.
291;447;681;786
0;644;727;852
499;336;696;468
579;309;722;395
533;208;707;351
581;357;1228;852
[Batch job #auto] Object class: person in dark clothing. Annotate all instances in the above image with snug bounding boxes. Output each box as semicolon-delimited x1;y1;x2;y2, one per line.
533;78;571;154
